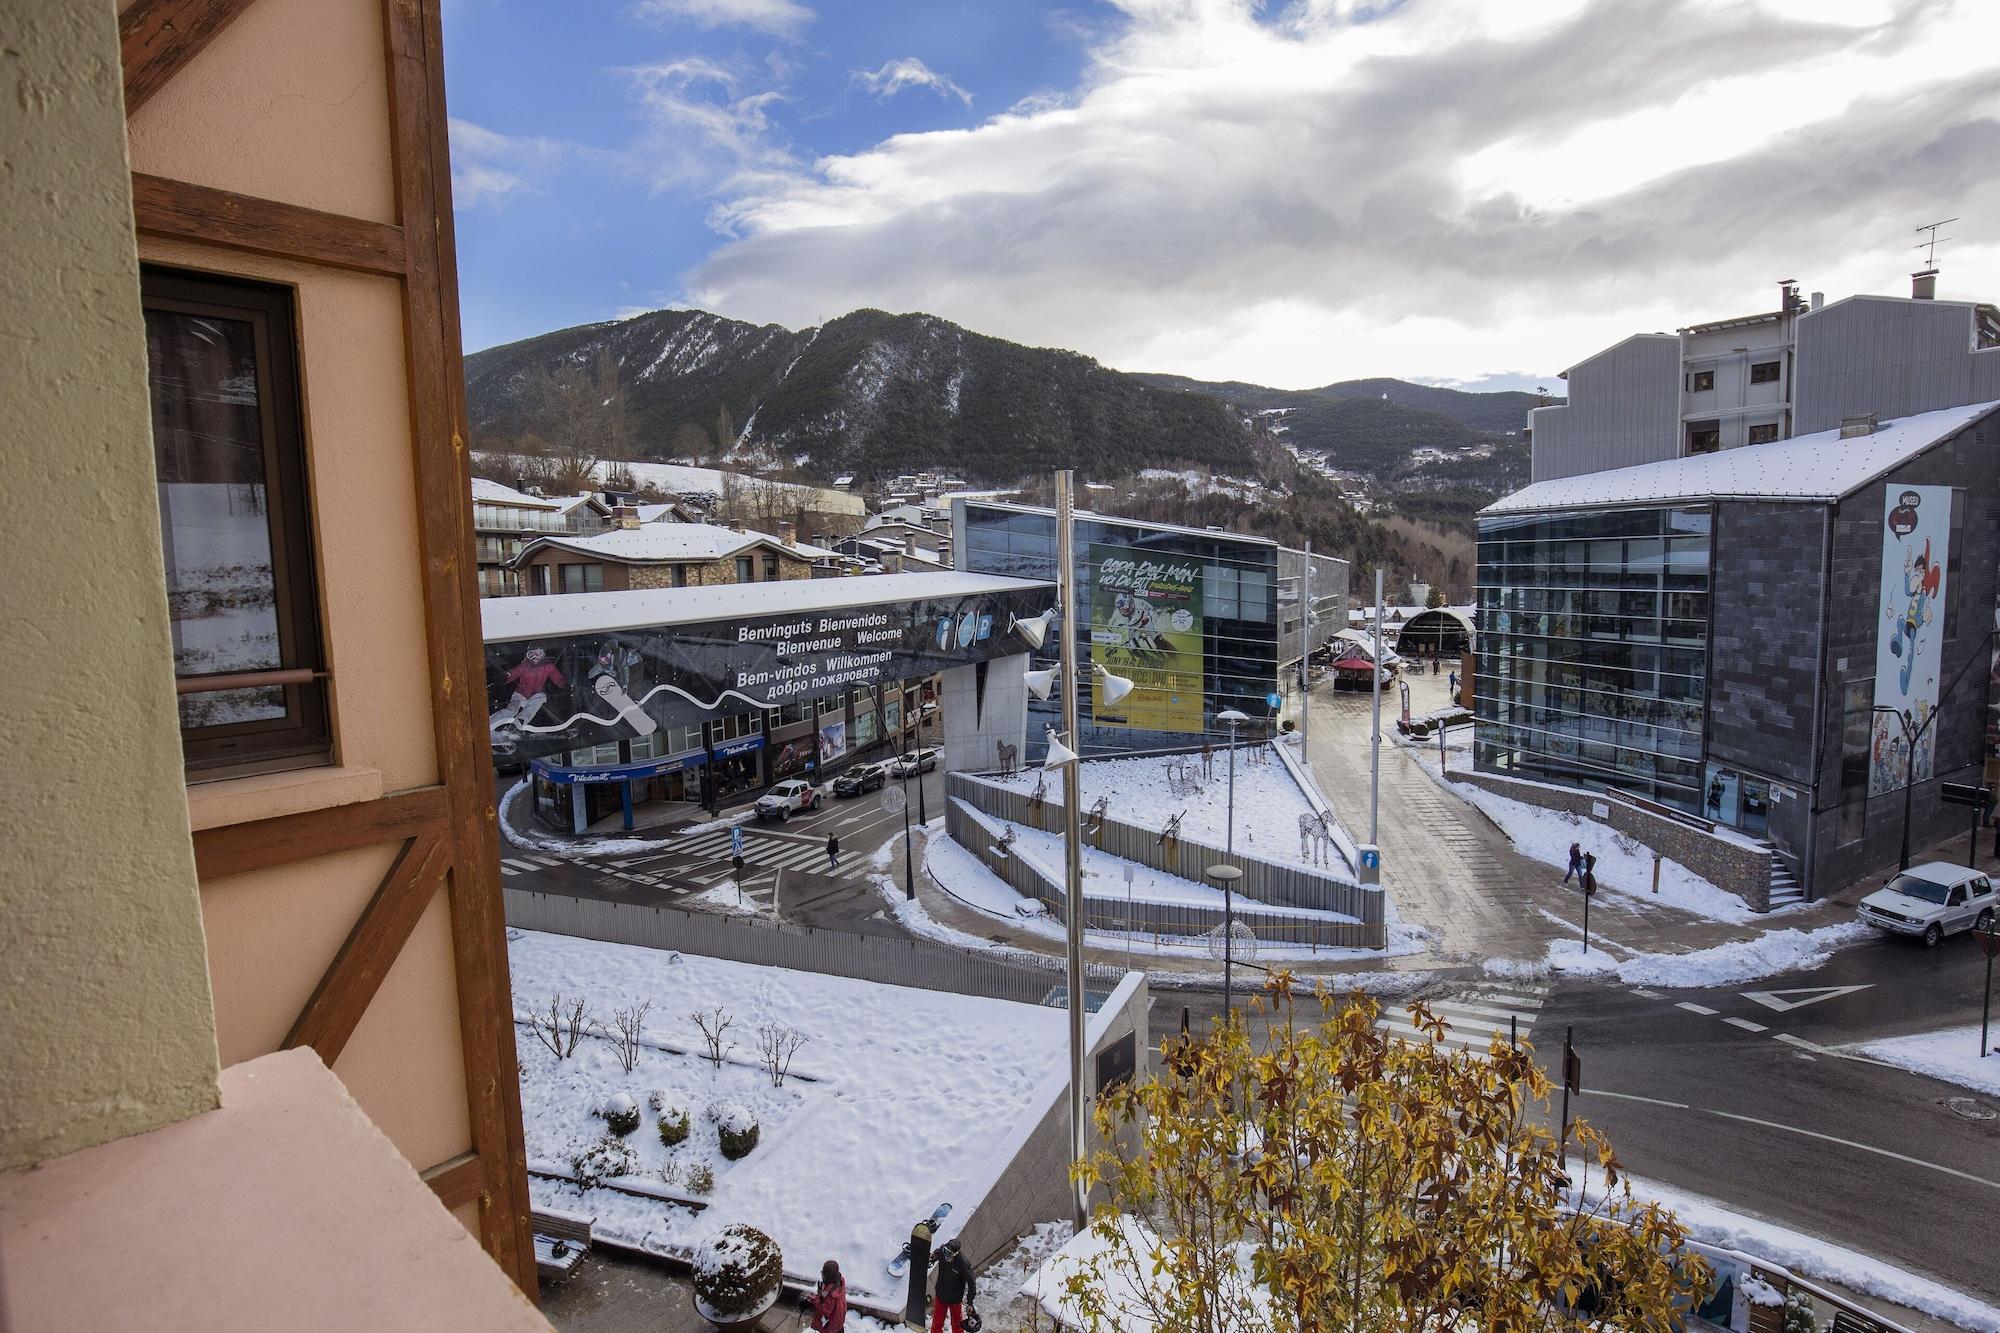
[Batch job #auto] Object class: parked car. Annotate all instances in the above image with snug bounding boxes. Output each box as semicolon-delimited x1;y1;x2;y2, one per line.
754;778;822;821
832;763;888;798
1856;861;1996;946
892;748;939;778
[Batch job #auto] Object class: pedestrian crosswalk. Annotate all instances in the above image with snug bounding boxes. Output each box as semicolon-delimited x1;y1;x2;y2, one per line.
612;827;842;887
1376;983;1546;1060
498;852;569;877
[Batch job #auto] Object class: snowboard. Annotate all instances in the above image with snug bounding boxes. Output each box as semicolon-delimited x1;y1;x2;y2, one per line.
593;673;658;737
887;1203;953;1277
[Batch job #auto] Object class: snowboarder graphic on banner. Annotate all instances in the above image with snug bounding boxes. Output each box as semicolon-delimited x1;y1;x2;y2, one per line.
588;644;656;737
929;1237;976;1333
1562;843;1582;886
826;832;839;872
489;646;566;739
804;1259;846;1332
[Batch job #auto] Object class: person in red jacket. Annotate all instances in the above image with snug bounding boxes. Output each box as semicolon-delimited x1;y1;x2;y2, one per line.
806;1259;847;1332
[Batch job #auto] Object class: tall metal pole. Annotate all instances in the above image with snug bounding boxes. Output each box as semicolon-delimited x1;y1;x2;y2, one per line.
1225;732;1237;1016
1370;568;1384;845
1300;540;1312;759
1056;469;1090;1233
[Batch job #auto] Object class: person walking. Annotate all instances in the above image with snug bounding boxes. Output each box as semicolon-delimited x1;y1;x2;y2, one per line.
1562;842;1582;886
805;1259;847;1332
1448;668;1460;696
929;1237;977;1333
826;832;840;872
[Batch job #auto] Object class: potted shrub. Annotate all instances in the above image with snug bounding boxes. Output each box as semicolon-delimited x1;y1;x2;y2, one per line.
711;1102;760;1161
600;1091;640;1137
691;1223;782;1328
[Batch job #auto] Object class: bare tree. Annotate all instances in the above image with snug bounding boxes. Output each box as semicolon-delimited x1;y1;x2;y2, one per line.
530;993;592;1060
515;347;629;490
606;999;653;1074
689;1005;736;1069
754;1020;810;1088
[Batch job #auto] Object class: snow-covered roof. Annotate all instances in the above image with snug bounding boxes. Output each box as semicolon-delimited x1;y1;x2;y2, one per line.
482;570;1053;642
514;524;777;566
549;492;607;516
633;502;689;524
1487;400;2000;515
959;498;1279;547
470;477;561;510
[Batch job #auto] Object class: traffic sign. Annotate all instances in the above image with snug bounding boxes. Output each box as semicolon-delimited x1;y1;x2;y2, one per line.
730;825;745;857
1360;848;1380;870
1266;691;1282;709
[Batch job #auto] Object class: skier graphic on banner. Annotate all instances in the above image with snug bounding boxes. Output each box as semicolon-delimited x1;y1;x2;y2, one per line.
1869;486;1951;796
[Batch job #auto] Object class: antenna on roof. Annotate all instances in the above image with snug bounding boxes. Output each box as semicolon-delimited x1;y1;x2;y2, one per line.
1914;218;1958;268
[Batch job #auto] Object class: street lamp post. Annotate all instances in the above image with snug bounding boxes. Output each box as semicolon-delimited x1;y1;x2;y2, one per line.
1207;864;1244;1016
1054;469;1089;1234
1215;707;1249;1018
1370;569;1384;845
1871;628;2000;871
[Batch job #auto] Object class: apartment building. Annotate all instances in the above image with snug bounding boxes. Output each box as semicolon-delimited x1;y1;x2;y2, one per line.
511;518;822;593
1529;275;2000;483
471;478;613;596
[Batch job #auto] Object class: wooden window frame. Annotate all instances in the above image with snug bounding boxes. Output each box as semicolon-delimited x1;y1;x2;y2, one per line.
144;265;330;778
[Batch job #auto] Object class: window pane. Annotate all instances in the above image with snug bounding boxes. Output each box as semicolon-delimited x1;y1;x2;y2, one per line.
149;307;283;725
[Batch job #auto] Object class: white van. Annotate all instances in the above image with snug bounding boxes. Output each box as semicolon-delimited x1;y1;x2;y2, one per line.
1856;861;1996;946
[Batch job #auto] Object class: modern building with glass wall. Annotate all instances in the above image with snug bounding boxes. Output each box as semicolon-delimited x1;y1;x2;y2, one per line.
953;499;1349;756
1474;401;2000;901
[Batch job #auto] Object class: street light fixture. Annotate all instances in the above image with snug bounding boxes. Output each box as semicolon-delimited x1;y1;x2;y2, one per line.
1010;607;1060;650
1206;864;1245;1017
1024;662;1135;707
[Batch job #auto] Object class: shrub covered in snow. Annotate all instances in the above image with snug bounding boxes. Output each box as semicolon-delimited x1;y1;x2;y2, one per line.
599;1091;640;1137
710;1101;760;1160
569;1134;638;1187
691;1223;783;1322
657;1104;691;1147
688;1162;715;1195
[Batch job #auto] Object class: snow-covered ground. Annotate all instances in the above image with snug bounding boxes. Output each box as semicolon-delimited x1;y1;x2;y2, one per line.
1618;1175;2000;1332
497;778;755;857
1486;923;1872;988
980;749;1346;877
1853;1025;2000;1097
1400;734;1770;924
509;930;1065;1301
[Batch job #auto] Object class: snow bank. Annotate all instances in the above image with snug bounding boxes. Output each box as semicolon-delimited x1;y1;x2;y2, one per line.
1854;1025;2000;1097
510;930;1064;1301
497;778;753;857
1488;923;1871;987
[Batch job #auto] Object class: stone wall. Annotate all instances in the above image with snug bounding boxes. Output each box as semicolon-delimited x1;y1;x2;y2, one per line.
1451;771;1774;910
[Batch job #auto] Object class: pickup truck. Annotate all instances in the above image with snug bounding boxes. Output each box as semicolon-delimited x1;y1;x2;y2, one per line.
754;778;822;821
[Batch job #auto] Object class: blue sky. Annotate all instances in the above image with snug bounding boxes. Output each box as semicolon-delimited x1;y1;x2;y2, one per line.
445;1;1105;352
444;0;2000;390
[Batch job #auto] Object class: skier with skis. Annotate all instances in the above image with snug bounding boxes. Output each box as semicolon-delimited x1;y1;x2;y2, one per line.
804;1259;847;1332
929;1237;976;1333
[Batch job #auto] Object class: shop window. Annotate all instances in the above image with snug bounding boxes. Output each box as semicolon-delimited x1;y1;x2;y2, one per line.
568;742;620;766
1746;423;1780;445
1749;361;1781;384
145;267;329;778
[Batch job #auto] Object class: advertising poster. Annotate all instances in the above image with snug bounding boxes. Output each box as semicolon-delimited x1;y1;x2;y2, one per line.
817;719;848;765
1089;543;1204;732
1869;485;1951;796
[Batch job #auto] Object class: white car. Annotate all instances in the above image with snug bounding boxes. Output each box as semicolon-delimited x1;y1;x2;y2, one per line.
892;748;939;778
1856;861;1996;947
753;779;821;822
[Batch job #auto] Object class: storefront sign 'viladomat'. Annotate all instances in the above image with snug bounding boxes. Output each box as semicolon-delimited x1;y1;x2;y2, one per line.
484;585;1049;762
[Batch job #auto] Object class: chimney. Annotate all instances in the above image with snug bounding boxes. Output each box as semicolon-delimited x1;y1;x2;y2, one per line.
778;520;797;547
904;533;917;557
726;516;743;532
1810;291;1824;311
1912;269;1938;301
614;505;641;530
1839;413;1878;439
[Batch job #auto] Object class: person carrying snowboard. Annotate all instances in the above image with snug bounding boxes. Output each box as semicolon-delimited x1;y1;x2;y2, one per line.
826;832;840;872
804;1259;846;1332
929;1237;976;1333
1562;842;1582;885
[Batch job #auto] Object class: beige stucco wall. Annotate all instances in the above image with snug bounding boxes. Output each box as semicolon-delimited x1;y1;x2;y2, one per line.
0;0;222;1172
120;0;472;1179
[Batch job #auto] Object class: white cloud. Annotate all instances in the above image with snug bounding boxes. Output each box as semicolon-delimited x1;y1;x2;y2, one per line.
671;0;2000;387
633;0;813;38
623;58;799;197
447;118;569;208
851;57;973;109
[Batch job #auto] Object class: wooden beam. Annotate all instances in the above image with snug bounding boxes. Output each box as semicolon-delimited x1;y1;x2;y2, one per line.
421;1153;487;1213
122;0;265;117
384;0;538;1298
192;785;448;881
133;173;407;277
283;834;448;1062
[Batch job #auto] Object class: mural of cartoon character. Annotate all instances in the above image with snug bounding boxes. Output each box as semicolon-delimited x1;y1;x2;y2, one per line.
489;646;566;751
1887;538;1940;694
587;643;656;737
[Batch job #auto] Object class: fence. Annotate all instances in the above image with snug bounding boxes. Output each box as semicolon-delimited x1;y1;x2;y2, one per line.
947;770;1385;946
504;888;1126;1007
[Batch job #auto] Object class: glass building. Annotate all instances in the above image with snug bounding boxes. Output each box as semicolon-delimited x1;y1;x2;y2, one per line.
955;499;1330;755
1473;505;1713;812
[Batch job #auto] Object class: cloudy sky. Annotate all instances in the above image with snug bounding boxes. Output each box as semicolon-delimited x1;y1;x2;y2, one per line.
444;0;2000;391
